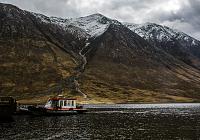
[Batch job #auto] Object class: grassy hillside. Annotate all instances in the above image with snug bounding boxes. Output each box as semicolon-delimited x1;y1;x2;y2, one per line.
0;39;77;100
1;3;200;104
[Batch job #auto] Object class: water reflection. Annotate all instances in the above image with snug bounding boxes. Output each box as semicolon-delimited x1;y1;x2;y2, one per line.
1;104;200;139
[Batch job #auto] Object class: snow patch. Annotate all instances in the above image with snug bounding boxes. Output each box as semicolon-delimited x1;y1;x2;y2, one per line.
124;22;200;48
32;12;50;24
68;14;121;37
32;13;121;38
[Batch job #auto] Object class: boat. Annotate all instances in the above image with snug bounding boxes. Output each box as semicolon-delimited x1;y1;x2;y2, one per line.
28;96;87;116
0;96;17;118
16;105;32;115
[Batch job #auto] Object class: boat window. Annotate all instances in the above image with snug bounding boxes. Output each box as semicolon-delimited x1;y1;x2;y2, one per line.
47;100;51;105
72;100;74;106
51;100;58;107
64;100;67;106
67;100;70;106
60;100;63;107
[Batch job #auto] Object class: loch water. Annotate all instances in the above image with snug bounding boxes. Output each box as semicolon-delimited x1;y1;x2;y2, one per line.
1;103;200;139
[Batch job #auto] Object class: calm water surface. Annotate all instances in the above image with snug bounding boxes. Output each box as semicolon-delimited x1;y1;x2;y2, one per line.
1;103;200;139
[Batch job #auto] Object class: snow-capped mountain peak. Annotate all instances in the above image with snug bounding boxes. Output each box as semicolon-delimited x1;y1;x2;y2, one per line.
124;22;172;42
68;13;122;37
32;11;200;48
32;12;122;38
124;22;200;48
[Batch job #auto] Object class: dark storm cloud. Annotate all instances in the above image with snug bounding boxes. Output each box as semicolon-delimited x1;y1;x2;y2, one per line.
179;0;200;29
152;0;200;39
0;0;200;40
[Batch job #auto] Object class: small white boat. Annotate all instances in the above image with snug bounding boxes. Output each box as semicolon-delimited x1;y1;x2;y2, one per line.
28;96;87;116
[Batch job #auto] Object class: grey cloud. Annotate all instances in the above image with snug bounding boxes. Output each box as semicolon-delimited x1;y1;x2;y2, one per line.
150;0;200;39
0;0;80;18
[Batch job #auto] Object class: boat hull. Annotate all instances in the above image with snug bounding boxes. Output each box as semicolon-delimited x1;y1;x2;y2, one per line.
28;106;87;116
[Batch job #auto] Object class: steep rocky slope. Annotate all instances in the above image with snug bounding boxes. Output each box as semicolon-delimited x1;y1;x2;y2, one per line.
80;24;200;103
0;3;87;101
124;23;200;69
1;3;200;103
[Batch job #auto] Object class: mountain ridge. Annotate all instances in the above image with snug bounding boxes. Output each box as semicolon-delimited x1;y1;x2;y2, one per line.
124;22;200;69
1;3;200;103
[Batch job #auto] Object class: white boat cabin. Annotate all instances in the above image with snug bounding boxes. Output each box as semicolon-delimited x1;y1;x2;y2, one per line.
45;97;77;109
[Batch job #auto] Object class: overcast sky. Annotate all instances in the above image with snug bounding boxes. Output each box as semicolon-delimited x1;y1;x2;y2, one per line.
1;0;200;40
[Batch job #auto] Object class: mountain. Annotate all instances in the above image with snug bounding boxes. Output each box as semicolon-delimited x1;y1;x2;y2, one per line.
0;3;86;101
124;22;200;69
1;3;200;103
